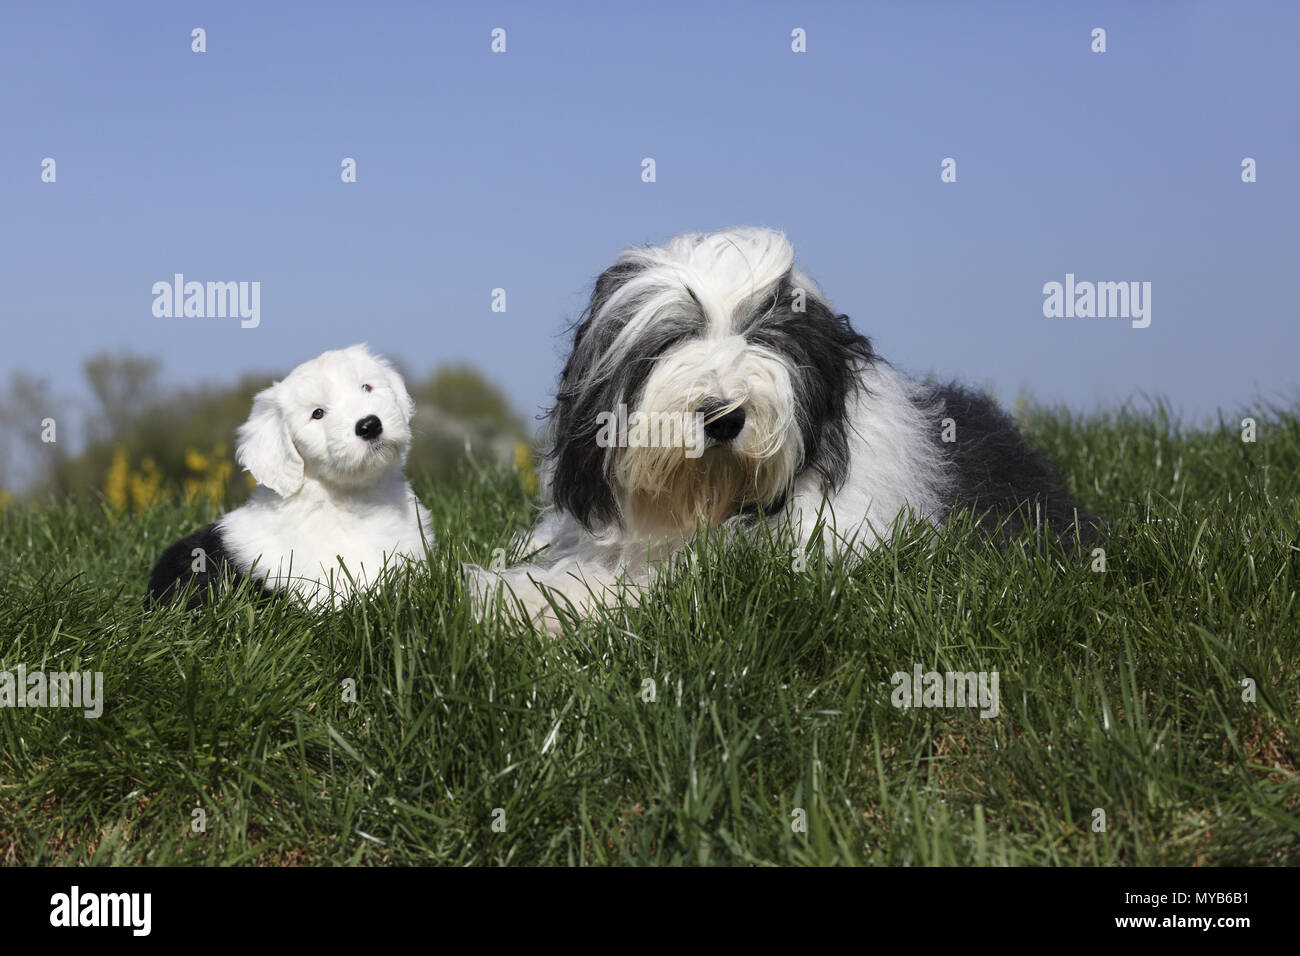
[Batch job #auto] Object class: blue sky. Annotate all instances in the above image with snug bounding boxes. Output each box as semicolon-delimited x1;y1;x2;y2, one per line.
3;0;1297;461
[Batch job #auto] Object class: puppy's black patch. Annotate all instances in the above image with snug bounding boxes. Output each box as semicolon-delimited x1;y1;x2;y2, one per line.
929;384;1101;546
147;523;273;610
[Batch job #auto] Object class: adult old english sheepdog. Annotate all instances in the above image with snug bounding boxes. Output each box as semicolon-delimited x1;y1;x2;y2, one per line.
470;227;1097;627
148;344;433;609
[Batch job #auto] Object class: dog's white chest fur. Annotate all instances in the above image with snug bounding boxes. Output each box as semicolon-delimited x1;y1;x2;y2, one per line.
219;474;432;606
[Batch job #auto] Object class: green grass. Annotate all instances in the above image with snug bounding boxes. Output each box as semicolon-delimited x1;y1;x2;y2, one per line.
1;401;1298;866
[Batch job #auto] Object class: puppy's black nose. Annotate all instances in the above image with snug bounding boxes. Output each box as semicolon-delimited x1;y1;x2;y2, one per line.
355;415;383;440
700;403;746;443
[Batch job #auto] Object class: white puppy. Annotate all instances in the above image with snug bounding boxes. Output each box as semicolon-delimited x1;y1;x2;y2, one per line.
148;344;433;608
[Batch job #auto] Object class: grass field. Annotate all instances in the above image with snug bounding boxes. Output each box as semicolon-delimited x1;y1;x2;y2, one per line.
1;401;1298;866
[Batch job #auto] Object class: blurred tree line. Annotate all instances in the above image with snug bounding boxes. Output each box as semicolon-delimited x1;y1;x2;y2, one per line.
0;354;534;510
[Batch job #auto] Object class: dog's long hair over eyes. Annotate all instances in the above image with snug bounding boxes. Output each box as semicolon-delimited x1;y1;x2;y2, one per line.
544;229;875;532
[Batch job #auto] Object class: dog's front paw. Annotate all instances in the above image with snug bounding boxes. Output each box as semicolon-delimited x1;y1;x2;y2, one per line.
462;563;501;622
463;563;570;634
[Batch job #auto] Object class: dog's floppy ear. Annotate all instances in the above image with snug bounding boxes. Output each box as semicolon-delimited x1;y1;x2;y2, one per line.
379;355;416;421
236;384;305;497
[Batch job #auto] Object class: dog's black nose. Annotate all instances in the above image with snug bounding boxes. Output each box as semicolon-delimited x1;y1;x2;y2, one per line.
355;415;383;440
701;404;746;443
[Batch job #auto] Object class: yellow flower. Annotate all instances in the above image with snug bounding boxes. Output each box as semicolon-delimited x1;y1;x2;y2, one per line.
515;442;538;496
184;445;235;505
104;446;130;511
130;457;164;512
1013;392;1030;428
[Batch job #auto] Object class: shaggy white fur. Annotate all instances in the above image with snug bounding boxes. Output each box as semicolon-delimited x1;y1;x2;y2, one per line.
218;344;433;606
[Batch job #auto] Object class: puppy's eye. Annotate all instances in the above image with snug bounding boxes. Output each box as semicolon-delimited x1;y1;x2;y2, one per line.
361;384;373;393
311;408;325;420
